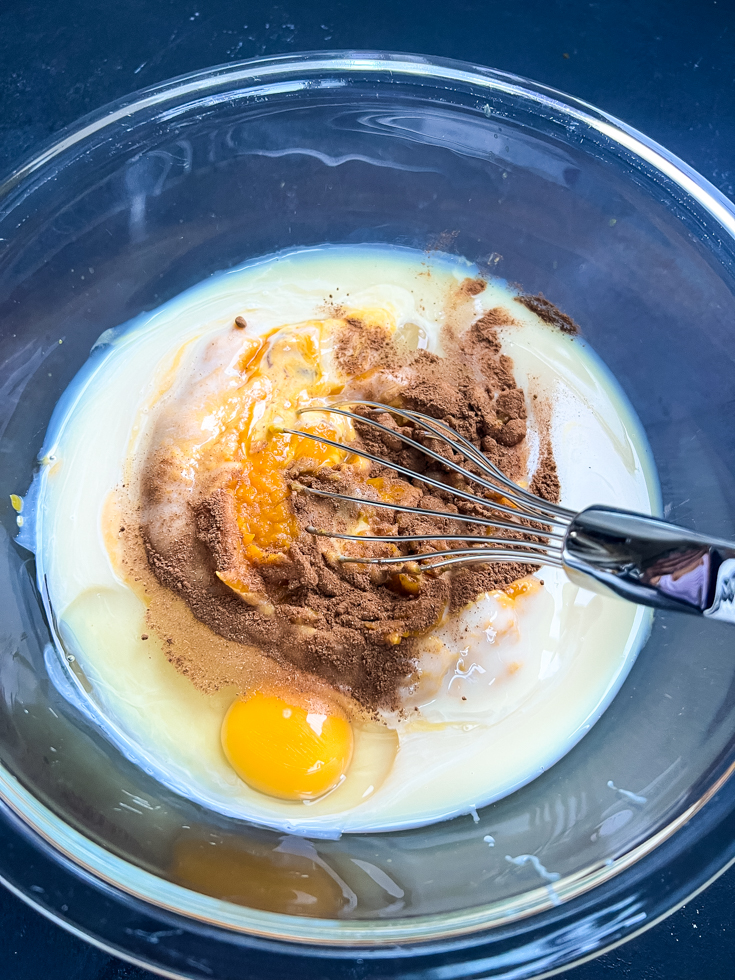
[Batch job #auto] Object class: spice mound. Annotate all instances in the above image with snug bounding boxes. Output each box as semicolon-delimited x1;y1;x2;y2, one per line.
135;280;559;713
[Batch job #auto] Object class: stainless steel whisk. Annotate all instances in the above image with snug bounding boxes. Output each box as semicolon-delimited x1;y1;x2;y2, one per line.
285;401;735;625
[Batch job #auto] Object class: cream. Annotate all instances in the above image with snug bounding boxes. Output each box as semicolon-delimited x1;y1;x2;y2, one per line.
25;245;659;835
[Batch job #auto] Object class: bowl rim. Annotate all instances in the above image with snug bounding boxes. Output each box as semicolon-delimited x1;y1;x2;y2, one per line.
2;49;735;236
2;48;735;966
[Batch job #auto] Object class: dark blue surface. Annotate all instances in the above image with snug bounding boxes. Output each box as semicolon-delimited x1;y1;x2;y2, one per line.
1;0;734;977
1;864;734;980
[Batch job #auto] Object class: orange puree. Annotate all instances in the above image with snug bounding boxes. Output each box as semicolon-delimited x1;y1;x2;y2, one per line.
199;310;394;569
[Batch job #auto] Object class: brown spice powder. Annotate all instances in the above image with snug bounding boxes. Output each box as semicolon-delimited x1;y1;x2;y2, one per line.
514;293;580;335
132;280;563;714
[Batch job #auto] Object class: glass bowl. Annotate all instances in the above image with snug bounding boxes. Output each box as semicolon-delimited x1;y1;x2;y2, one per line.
1;52;734;979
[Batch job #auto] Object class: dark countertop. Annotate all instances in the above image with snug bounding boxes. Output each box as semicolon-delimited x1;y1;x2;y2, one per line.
1;0;734;977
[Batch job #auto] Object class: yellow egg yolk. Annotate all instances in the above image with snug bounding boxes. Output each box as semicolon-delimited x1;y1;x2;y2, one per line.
221;692;354;801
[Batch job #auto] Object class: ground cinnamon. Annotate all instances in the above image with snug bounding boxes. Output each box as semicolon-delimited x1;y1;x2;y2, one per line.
133;279;563;713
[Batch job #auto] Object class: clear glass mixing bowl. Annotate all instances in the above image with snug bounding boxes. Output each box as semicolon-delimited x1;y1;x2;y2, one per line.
1;52;734;980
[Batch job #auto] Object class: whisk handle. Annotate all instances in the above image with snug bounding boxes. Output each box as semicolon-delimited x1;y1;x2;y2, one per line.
562;506;735;623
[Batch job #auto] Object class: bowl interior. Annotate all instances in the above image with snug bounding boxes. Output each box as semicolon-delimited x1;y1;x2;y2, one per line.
1;55;734;944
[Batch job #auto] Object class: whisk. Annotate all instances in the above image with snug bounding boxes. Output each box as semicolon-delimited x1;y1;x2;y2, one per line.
284;401;735;625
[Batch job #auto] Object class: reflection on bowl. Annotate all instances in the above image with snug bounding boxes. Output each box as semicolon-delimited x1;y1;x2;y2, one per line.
0;52;734;979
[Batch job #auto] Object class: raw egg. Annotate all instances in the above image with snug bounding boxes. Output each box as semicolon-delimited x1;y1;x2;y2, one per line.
221;692;354;800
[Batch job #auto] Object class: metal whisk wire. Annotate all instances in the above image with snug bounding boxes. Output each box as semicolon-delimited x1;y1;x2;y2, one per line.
296;401;573;523
282;401;572;571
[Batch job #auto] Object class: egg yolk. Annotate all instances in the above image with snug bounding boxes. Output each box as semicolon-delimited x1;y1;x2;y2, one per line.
221;692;354;801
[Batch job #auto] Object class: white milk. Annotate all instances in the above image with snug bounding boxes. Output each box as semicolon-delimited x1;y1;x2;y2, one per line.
25;245;659;835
